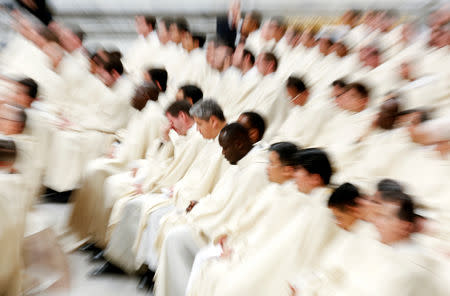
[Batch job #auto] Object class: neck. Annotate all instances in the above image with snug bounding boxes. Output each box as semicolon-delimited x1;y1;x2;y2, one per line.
241;64;252;75
383;235;411;246
343;216;358;231
300;184;320;195
291;92;309;106
184;46;194;53
275;176;293;185
186;120;194;131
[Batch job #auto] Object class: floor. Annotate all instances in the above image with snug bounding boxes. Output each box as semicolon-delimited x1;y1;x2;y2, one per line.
26;201;152;296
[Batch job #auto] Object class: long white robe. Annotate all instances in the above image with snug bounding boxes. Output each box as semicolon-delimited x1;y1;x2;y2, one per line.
0;173;27;296
209;187;337;296
187;181;302;295
104;135;227;273
154;148;270;296
68;100;167;246
296;236;440;296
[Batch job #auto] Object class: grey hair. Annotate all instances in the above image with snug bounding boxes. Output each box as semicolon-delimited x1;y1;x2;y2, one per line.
189;99;226;121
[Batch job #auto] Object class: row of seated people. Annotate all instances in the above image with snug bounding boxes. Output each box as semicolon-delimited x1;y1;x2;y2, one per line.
0;4;449;296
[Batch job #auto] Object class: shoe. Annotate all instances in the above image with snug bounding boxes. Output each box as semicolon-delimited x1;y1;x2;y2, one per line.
137;270;155;291
90;250;105;262
79;243;97;252
89;262;124;277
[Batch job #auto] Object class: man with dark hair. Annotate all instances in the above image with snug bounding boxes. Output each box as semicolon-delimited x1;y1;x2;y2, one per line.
176;85;203;105
17;78;38;99
69;79;168;250
169;18;190;45
0;104;27;135
201;147;337;296
192;34;206;49
135;15;156;38
98;55;124;87
240;11;262;43
15;0;54;26
145;68;168;93
131;82;160;111
212;41;234;72
101;100;228;279
331;79;347;99
216;0;241;47
237;111;265;144
231;43;255;75
327;183;361;231
155;122;269;296
164;101;195;136
269;76;319;144
0;138;17;173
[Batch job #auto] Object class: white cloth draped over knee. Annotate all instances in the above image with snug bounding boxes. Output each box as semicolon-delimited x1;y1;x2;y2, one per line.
104;136;225;272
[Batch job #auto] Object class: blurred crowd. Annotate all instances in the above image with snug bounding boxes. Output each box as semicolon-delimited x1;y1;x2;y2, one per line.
0;0;449;295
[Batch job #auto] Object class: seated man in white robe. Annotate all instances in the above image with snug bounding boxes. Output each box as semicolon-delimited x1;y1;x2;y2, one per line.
123;15;157;80
202;148;337;296
154;122;270;296
234;52;287;125
264;76;310;142
174;84;203;105
0;103;39;198
271;76;331;147
292;191;439;296
186;141;300;295
68;82;162;249
0;138;27;296
287;182;370;295
43;53;134;192
97;100;228;276
132;111;265;290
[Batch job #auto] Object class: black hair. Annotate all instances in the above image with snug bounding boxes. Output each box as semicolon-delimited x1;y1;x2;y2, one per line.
158;17;172;30
193;34;206;48
332;79;347;88
286;76;307;93
147;68;168;92
173;17;190;33
240;111;266;141
269;142;299;166
292;148;333;185
263;52;278;71
103;54;124;75
397;109;429;123
377;179;404;193
165;100;192;117
243;48;255;65
346;82;369;98
219;122;251;144
17;78;38;98
328;183;360;210
380;191;415;223
180;85;203;104
143;15;157;29
0;138;16;163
